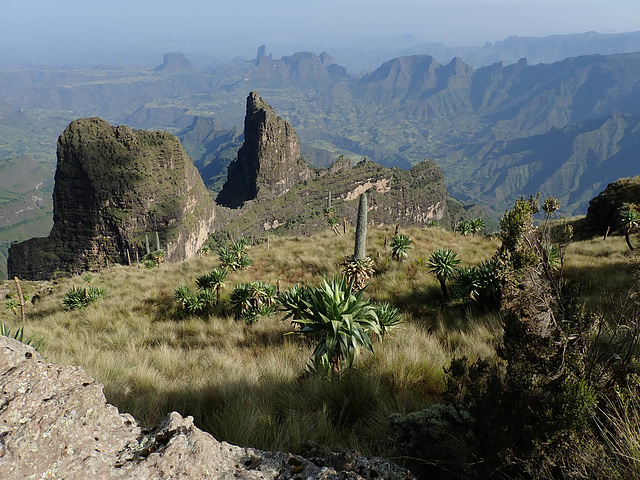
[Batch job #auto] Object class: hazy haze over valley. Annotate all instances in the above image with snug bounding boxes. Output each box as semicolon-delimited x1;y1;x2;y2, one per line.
3;0;640;71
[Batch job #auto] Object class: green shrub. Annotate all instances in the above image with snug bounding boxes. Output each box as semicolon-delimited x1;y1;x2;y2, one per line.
195;267;228;304
389;234;412;261
218;237;252;271
372;302;402;338
174;285;218;315
281;276;382;378
452;260;501;306
456;220;473;236
142;250;166;268
229;281;277;323
0;321;43;350
5;298;19;315
62;286;108;310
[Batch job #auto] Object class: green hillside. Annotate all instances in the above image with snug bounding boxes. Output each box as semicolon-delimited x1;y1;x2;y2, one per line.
2;211;639;477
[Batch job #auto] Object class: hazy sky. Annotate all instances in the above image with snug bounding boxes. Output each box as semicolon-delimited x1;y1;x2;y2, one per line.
3;0;639;66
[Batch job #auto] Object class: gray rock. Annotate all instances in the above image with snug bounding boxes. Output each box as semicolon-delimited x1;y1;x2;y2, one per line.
0;337;414;479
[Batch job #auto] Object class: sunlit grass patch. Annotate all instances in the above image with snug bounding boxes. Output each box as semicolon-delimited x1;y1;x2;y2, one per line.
1;219;636;459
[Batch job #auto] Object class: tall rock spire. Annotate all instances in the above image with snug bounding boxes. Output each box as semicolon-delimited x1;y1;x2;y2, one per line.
217;91;314;208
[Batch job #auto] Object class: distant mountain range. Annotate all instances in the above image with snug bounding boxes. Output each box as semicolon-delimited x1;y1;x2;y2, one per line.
2;30;640;278
403;30;640;68
324;30;640;73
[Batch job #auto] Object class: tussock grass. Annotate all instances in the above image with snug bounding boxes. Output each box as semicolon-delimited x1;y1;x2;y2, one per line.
0;222;635;456
564;234;636;308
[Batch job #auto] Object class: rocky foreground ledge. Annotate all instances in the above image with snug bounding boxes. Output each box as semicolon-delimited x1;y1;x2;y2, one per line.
0;337;413;479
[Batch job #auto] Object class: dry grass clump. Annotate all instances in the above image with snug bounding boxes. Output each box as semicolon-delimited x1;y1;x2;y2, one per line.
564;234;636;307
0;221;635;456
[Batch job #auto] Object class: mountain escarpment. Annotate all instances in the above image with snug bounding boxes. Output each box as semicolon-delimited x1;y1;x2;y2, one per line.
8;118;215;280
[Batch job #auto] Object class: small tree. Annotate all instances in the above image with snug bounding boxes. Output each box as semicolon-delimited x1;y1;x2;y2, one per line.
620;208;639;251
427;249;461;297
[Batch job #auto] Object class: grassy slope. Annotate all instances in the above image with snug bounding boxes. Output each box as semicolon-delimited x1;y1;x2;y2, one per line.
0;224;636;456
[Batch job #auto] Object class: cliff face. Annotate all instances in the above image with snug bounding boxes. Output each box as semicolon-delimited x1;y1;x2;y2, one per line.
8;118;215;280
217;91;315;208
216;156;451;239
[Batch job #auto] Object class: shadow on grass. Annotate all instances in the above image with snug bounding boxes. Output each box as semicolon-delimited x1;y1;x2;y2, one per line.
563;260;636;308
24;306;62;321
102;368;411;458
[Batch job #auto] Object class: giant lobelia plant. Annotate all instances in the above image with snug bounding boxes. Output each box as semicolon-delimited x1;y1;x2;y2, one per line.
342;192;374;289
280;276;382;378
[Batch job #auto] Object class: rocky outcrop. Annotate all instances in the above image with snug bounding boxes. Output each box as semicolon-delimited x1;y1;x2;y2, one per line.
155;52;193;72
8;118;215;280
216;155;452;238
586;175;640;234
239;52;345;90
217;91;315;208
0;337;414;480
212;93;457;237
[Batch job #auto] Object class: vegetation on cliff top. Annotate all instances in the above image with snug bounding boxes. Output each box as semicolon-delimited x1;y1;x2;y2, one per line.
1;210;638;477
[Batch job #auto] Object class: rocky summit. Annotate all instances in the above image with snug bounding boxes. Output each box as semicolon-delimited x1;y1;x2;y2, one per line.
0;337;414;480
8;118;215;280
217;91;315;208
213;92;461;238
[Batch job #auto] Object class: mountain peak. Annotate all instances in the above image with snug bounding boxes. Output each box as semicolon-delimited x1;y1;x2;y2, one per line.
216;92;314;208
155;52;193;72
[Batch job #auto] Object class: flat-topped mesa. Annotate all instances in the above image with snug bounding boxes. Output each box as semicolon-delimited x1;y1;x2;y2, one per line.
8;118;215;280
216;91;315;208
154;52;193;72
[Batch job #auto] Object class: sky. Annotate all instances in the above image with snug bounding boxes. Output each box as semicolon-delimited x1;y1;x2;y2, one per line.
3;0;639;67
